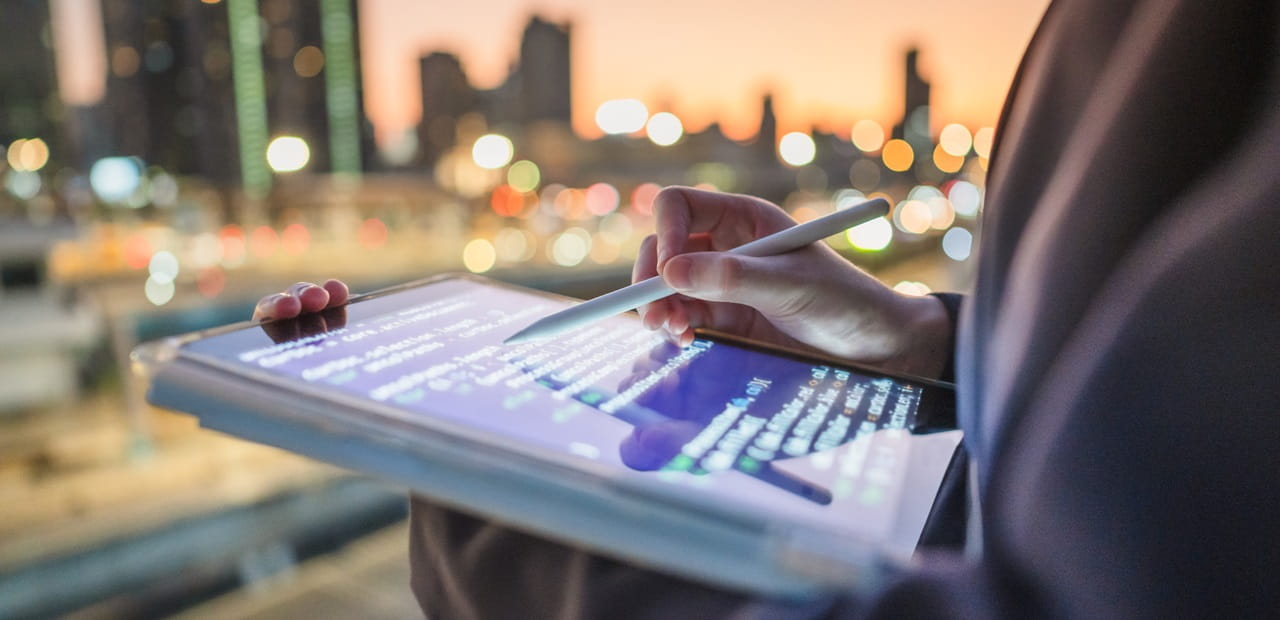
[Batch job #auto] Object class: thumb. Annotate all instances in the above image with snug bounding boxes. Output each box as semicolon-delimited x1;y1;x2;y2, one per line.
661;252;812;318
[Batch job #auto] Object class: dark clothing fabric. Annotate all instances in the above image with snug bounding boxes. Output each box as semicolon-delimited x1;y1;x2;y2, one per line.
408;0;1280;617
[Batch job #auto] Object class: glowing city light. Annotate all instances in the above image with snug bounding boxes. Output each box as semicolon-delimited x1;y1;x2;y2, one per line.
4;171;41;200
585;182;620;216
358;218;388;248
595;99;649;135
895;200;933;234
778;132;816;167
646;112;684;146
551;228;591;266
631;183;660;216
190;232;223;268
197;267;226;299
846;217;893;251
281;223;310;255
495;227;534;262
250;226;278;257
928;197;956;229
507;160;541;193
599;212;634;243
471;133;514;169
463;239;497;273
973;127;995;159
266;136;311;173
89;157;143;203
834;188;867;210
850;120;885;152
942;227;974;261
145;274;175;306
948;181;981;216
939;123;973;157
933;144;964;173
882;139;914;172
490;184;524;216
219;225;247;267
7;138;50;172
293;45;325;77
148;250;180;284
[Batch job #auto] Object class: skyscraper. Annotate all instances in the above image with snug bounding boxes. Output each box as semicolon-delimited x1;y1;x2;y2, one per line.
517;16;571;125
417;52;476;167
0;0;61;161
892;48;931;145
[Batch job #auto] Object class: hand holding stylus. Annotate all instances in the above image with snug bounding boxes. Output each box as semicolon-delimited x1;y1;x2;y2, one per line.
630;187;952;378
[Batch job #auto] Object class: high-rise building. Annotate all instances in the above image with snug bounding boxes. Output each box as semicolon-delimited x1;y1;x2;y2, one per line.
417;52;476;166
517;16;571;125
0;0;61;161
755;93;778;162
99;0;238;181
892;48;931;145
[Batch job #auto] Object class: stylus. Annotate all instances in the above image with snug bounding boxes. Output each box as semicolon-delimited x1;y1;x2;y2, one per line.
504;197;890;344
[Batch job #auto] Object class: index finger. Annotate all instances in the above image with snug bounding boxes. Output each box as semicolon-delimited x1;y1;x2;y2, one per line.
652;187;795;269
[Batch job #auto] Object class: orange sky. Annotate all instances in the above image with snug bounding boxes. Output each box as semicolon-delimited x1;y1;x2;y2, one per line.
51;0;1051;146
359;0;1050;143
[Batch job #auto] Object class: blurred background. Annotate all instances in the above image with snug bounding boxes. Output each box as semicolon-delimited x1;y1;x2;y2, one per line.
0;0;1047;617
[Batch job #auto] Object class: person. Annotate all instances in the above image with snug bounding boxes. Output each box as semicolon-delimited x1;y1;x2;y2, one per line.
253;0;1280;616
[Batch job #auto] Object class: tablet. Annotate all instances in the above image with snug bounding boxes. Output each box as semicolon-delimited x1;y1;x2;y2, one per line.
135;273;962;598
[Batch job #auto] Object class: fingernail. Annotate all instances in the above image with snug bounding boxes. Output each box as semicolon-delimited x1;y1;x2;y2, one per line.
664;256;692;290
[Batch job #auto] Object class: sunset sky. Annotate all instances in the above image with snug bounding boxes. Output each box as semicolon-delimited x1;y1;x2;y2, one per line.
52;0;1051;146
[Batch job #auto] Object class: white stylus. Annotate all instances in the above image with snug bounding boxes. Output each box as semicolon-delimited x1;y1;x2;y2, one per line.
503;197;890;345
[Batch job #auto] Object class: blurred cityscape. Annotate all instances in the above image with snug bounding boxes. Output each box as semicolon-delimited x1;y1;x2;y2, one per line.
1;0;996;616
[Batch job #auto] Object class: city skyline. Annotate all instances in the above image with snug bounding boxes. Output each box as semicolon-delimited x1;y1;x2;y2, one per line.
51;0;1050;148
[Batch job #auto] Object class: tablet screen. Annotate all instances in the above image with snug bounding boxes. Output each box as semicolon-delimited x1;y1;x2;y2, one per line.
181;276;960;554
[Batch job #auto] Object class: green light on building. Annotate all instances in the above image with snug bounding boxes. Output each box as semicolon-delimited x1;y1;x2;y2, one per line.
320;0;362;177
228;0;270;198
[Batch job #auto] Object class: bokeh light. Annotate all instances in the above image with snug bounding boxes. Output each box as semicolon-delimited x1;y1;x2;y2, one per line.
881;139;914;172
933;144;964;173
845;217;893;251
550;228;591;266
849;159;880;191
4;170;41;200
595;99;648;135
293;45;325;77
850;120;885;152
585;182;620;215
144;274;175;306
462;238;496;273
471;133;514;169
948;181;982;216
495;227;535;262
266;136;311;173
124;234;152;270
895;200;932;234
7;138;50;172
490;184;524;216
631;183;660;216
778;132;816;167
197;267;226;299
358;218;388;248
646;112;684;146
89;157;143;203
281;223;310;255
250;226;278;257
973;127;995;159
939;123;973;157
507;160;541;193
148;250;180;284
942;227;974;261
928;197;956;229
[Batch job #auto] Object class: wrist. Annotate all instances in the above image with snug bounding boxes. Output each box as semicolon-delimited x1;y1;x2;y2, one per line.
883;293;954;380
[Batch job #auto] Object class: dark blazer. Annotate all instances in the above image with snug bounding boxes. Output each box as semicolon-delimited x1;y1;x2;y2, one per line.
407;1;1280;617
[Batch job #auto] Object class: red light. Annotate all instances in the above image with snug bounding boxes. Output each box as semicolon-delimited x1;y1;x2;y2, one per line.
490;185;524;217
197;267;226;298
631;183;660;216
123;234;152;270
358;218;387;248
251;226;277;258
282;223;310;255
